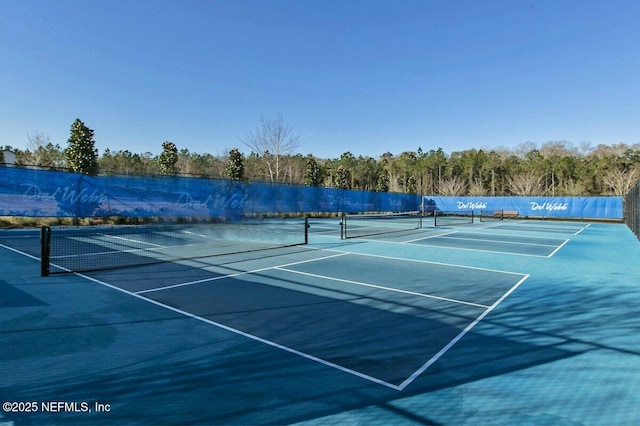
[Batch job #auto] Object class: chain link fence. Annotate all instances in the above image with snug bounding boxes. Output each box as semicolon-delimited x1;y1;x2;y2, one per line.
624;179;640;240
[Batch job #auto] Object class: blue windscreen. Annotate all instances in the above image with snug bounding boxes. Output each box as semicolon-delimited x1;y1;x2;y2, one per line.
1;167;622;220
422;195;623;219
0;167;420;218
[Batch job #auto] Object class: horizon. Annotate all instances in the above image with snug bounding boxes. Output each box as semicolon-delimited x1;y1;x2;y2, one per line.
4;137;639;162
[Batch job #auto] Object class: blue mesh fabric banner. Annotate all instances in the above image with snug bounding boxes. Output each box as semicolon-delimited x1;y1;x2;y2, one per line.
422;196;623;219
0;167;420;218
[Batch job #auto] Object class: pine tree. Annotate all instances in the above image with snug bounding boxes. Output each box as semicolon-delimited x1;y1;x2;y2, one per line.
407;175;418;194
334;165;351;189
304;155;322;186
65;119;98;175
226;148;245;181
376;173;389;192
158;141;178;175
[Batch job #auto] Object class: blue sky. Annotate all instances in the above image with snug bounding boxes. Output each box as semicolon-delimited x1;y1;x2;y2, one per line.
1;0;638;159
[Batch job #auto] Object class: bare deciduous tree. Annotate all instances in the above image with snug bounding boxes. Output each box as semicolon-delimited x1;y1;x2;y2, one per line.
507;172;543;195
467;178;487;196
22;132;65;168
602;166;640;196
243;114;301;182
562;178;587;196
438;176;467;196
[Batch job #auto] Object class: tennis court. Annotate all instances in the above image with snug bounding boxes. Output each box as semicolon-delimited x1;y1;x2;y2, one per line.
1;217;640;425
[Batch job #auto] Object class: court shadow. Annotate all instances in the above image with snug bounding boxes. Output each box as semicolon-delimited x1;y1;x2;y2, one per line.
0;280;48;308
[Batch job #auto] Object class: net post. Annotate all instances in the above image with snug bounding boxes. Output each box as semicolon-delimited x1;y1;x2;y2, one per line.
304;216;310;244
340;213;346;239
40;226;51;277
471;210;475;223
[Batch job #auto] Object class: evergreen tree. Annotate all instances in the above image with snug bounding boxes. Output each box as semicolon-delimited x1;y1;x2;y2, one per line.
158;141;178;175
304;155;322;186
226;148;245;181
65;119;98;175
406;175;418;194
334;165;351;189
376;173;389;192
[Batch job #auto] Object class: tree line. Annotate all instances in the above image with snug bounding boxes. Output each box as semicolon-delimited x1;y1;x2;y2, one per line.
3;117;640;197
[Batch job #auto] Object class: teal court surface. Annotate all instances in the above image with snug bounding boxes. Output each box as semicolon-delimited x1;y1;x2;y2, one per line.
1;218;640;425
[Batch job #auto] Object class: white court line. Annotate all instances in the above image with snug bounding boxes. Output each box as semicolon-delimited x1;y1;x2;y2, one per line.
575;223;591;235
397;273;530;390
309;226;342;235
104;229;222;247
136;252;350;294
402;230;457;243
1;242;528;391
499;222;589;235
274;267;491;309
0;243;74;275
326;235;557;258
181;230;209;238
53;231;248;261
52;246;157;259
50;239;213;261
313;246;529;277
547;239;570;257
0;242;401;389
404;239;554;258
4;243;407;389
473;222;504;229
436;234;560;248
101;233;166;248
71;269;404;391
0;243;41;261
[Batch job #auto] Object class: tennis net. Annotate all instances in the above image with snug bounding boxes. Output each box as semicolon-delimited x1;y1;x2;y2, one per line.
340;211;422;239
40;217;309;276
433;210;474;227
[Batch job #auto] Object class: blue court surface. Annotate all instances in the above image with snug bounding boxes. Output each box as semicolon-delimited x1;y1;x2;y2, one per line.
1;218;640;425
